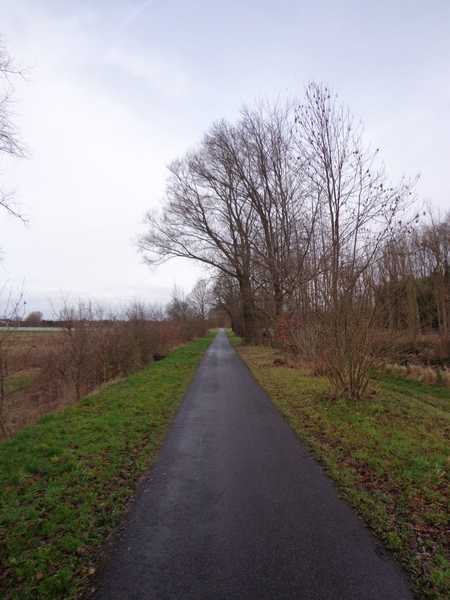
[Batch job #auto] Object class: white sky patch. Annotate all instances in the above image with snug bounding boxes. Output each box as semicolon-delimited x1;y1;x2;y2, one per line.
0;0;449;318
103;0;156;42
99;46;188;102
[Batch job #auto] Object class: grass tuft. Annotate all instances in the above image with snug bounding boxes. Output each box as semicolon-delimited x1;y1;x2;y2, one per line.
385;363;450;389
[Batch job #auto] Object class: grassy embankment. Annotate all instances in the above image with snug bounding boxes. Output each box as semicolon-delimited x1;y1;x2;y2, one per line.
0;332;215;600
229;333;450;600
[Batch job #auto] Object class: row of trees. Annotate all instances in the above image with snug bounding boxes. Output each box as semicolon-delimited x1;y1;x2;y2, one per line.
378;210;450;337
137;82;424;398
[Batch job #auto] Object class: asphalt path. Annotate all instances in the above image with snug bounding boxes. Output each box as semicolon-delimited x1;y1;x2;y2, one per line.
94;329;414;600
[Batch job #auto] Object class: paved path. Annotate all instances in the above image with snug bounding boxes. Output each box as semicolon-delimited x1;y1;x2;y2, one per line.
94;329;413;599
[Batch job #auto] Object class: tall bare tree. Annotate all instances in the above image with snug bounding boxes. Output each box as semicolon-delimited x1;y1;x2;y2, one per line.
0;36;29;225
407;208;450;336
293;82;419;397
419;210;450;336
137;101;309;343
187;278;213;320
137;83;422;396
138;129;258;341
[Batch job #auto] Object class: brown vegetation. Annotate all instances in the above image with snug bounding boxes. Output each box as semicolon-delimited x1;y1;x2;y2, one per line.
0;297;209;440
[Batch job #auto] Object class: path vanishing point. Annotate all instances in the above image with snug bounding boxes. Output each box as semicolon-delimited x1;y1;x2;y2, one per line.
94;329;414;600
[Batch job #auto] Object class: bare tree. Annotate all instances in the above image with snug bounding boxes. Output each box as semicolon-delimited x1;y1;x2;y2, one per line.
415;209;450;337
136;101;313;343
137;120;259;342
137;83;422;396
0;36;29;225
0;284;26;436
376;236;421;340
24;310;43;327
187;278;213;320
293;82;419;397
211;272;244;334
166;284;190;323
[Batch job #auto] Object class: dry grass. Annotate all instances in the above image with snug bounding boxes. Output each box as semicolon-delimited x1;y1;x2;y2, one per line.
1;332;62;435
1;331;59;370
0;318;208;440
385;363;450;388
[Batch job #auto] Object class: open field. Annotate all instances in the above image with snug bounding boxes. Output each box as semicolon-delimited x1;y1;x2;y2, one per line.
0;330;58;362
233;336;450;600
0;332;215;599
1;331;62;436
0;328;64;332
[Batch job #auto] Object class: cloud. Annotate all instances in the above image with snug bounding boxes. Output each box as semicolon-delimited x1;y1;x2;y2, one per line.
98;45;188;102
104;0;156;40
0;3;201;318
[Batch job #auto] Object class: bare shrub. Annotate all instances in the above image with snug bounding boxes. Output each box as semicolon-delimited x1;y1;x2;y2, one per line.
166;285;208;343
0;296;207;440
37;300;173;409
274;313;324;367
0;287;27;436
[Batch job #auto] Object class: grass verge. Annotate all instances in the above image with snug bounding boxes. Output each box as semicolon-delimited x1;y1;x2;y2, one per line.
0;332;215;599
232;336;450;600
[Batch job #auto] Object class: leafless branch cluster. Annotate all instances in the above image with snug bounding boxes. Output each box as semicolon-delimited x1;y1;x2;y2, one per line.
0;292;211;439
0;36;30;227
137;82;422;398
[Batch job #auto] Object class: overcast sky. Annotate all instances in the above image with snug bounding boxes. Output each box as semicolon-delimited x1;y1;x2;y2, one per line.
0;0;449;319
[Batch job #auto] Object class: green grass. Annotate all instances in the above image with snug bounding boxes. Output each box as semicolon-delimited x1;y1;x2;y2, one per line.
0;332;215;599
4;372;34;394
234;338;450;600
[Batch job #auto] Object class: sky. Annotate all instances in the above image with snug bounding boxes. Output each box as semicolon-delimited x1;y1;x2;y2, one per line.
0;0;449;319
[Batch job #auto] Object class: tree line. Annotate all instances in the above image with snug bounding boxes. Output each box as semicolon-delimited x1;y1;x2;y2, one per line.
137;82;447;398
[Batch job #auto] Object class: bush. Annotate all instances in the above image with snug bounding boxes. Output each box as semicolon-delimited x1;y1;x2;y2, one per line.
0;299;208;439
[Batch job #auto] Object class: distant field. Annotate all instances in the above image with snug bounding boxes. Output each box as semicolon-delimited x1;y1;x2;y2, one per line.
1;330;63;436
0;330;62;377
0;327;63;332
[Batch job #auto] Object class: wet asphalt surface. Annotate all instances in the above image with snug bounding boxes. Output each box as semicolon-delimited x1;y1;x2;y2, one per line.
93;329;414;600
